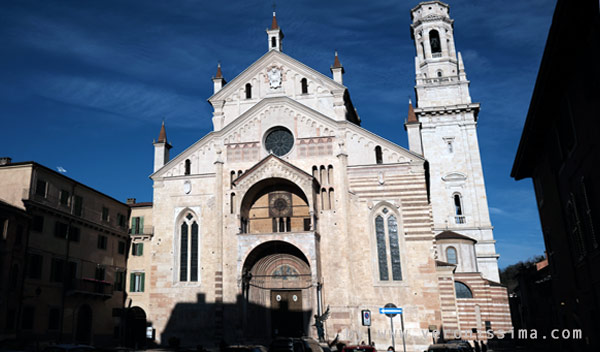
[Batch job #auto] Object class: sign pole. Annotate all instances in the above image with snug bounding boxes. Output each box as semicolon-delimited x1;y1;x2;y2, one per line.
400;313;406;352
368;327;371;346
390;316;395;349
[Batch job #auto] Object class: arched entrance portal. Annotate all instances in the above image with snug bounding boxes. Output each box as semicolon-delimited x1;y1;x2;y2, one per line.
242;241;312;338
125;306;147;348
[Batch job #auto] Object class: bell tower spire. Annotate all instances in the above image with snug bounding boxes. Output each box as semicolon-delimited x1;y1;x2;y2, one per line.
266;10;284;52
411;1;471;108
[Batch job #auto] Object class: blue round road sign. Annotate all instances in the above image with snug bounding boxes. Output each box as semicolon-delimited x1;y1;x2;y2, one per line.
384;303;397;317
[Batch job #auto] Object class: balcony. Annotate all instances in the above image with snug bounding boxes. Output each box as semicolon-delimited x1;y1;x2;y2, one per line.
455;215;466;224
129;226;154;236
67;278;113;299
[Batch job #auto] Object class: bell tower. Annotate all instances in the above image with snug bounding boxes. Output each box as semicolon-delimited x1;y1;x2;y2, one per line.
409;1;500;282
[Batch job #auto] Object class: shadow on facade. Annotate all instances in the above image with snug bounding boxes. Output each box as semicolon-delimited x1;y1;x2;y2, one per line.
160;293;312;347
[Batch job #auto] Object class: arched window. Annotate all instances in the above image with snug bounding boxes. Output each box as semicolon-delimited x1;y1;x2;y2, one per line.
230;193;236;214
327;165;334;185
301;78;308;94
455;281;473;298
312;166;318;180
245;83;252;99
437;71;443;77
374;207;403;281
375;146;383;164
184;159;191;175
321;188;329;210
454;194;463;214
429;30;441;54
320;166;326;185
230;171;236;186
179;212;199;282
446;246;458;264
328;188;334;210
271;37;277;48
238;170;243;177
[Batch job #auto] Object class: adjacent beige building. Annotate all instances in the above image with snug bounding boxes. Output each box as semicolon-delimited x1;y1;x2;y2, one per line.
0;160;130;346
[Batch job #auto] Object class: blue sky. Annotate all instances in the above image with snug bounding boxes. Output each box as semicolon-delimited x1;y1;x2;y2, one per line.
0;0;556;268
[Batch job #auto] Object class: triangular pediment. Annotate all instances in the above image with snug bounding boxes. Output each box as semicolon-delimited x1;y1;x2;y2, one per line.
208;50;346;104
232;154;318;195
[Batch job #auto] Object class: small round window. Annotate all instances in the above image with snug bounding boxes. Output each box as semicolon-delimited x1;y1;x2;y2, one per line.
264;127;294;156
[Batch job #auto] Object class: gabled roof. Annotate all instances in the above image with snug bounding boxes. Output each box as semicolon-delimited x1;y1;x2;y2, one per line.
208;49;346;103
232;153;315;186
435;230;477;243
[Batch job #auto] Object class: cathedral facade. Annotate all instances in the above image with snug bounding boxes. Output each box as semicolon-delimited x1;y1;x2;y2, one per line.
126;2;512;350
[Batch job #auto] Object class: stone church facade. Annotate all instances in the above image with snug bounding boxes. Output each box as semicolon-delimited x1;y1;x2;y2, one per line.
126;2;512;350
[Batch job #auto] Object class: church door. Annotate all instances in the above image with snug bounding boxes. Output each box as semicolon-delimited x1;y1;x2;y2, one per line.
271;290;303;337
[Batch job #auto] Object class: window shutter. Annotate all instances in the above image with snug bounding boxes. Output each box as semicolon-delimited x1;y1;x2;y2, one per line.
129;273;134;292
139;243;144;255
140;272;145;292
140;217;144;234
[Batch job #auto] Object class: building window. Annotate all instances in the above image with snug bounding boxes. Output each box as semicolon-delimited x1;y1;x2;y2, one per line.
69;226;80;242
35;179;47;198
131;216;144;235
32;215;44;232
328;188;335;210
59;190;70;206
446;247;458;264
27;253;43;279
230;193;236;214
95;266;105;281
245;83;252;99
374;208;403;281
455;281;473;298
48;308;60;330
447;140;453;153
54;221;68;239
114;271;125;291
301;78;308;94
437;71;442;77
454;194;465;224
271;37;276;48
102;207;109;222
118;241;126;255
50;258;65;282
97;234;108;250
130;272;145;292
185;159;191;175
117;213;126;228
21;306;34;330
179;212;199;282
375;146;383;164
73;195;83;216
132;243;143;256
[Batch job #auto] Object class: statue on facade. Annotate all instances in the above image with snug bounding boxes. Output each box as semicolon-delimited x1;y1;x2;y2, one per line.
313;305;330;342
